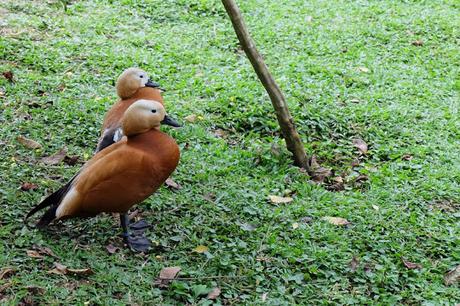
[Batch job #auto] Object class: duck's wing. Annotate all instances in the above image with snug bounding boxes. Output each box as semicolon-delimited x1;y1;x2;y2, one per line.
95;127;124;152
56;147;153;218
26;140;126;227
24;174;77;228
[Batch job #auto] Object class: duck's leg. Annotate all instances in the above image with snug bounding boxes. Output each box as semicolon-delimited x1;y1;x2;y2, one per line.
120;214;151;252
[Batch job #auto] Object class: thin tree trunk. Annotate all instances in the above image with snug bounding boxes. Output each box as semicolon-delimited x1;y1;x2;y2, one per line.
221;0;310;171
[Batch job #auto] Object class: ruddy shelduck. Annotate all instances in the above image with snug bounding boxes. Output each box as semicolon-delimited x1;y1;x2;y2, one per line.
96;68;180;152
26;100;180;252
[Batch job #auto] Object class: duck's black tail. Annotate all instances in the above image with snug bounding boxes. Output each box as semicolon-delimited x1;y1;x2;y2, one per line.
25;177;75;228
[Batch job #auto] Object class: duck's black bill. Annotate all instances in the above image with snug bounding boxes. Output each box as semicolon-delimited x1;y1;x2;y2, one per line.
161;115;182;127
145;79;161;88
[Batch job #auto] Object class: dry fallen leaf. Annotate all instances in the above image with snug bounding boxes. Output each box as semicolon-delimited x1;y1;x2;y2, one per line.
372;205;380;211
213;129;228;138
0;268;15;280
32;245;56;257
291;222;299;229
268;195;293;204
26;250;43;259
17;135;42;149
444;265;460;286
165;178;182;190
67;268;93;276
322;216;350;226
207;287;221;300
20;182;38;191
155;266;181;287
193;245;209;253
401;258;422;270
41;147;67;165
2;71;14;82
185;114;198;123
357;67;369;73
327;176;345;191
305;15;313;23
106;244;119;254
48;262;93;276
412;40;423;46
352;138;368;154
64;155;79;166
309;156;332;183
401;154;413;161
349;256;359;272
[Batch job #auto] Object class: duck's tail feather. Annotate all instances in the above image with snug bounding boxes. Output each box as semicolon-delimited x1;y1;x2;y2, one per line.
24;176;76;227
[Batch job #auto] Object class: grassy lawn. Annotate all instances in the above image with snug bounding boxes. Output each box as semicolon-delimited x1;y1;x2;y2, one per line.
1;0;459;304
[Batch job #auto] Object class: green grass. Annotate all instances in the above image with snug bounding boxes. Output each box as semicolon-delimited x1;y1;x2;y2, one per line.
1;0;459;304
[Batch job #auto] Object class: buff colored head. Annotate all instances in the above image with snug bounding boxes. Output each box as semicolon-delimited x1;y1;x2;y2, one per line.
116;68;160;99
122;99;182;136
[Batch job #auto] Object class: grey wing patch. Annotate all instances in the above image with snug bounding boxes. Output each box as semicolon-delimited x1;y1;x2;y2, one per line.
95;127;124;153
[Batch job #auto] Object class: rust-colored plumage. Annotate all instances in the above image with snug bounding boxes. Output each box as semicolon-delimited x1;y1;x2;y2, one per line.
96;68;165;152
26;100;180;251
102;87;164;132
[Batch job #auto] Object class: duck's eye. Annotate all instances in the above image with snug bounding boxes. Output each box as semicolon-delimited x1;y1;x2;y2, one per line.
140;75;144;78
151;109;157;113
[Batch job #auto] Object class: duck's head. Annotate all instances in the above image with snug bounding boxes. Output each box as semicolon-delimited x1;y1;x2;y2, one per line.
122;99;181;136
116;68;162;99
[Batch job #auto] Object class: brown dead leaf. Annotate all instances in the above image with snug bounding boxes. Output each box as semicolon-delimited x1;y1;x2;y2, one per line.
355;174;369;183
444;265;460;286
352;138;368;154
207;287;221;300
412;40;423;46
67;268;93;276
0;268;15;280
165;178;182;190
322;216;350;226
185;114;197;123
309;156;332;183
155;266;181;287
106;244;119;254
48;263;93;276
401;258;422;270
32;245;56;257
26;250;43;259
41;147;67;165
17;135;42;149
48;263;67;275
213;129;228;138
20;182;38;191
268;195;293;204
64;155;79;166
402;154;413;161
349;256;359;272
2;71;14;82
327;176;345;191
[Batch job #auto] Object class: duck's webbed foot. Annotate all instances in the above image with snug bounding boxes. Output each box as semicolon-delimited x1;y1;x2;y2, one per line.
129;219;151;232
120;214;152;252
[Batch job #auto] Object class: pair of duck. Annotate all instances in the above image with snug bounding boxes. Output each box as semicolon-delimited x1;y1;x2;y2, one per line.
25;68;181;252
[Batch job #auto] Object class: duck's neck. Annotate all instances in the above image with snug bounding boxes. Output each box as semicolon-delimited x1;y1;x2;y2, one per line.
130;87;164;103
